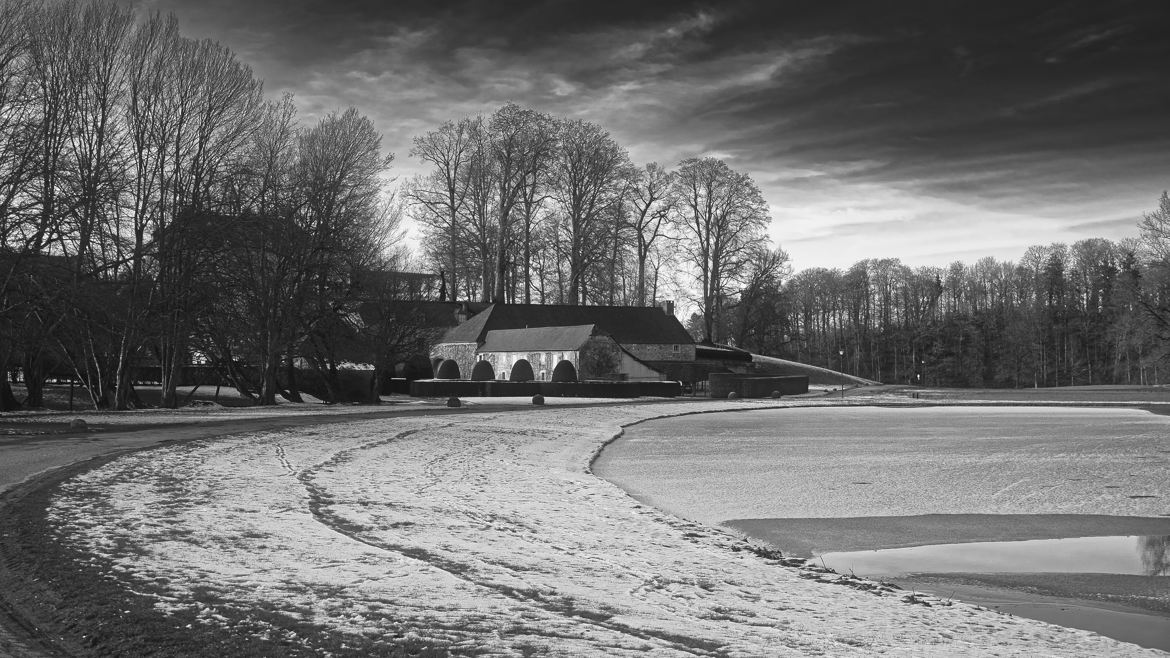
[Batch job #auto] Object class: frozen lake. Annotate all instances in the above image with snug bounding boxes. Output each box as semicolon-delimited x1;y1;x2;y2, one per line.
594;406;1170;525
594;405;1170;651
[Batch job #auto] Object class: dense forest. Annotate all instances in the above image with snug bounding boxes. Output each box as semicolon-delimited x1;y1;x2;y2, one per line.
1;0;1167;411
720;231;1170;388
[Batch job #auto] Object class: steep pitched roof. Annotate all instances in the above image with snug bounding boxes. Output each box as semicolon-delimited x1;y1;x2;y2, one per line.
481;325;596;352
437;303;693;346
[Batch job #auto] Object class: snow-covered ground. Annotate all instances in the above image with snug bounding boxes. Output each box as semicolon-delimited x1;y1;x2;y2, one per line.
46;399;1164;656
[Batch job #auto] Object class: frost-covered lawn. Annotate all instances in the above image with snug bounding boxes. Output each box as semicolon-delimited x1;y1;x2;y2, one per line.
47;399;1164;656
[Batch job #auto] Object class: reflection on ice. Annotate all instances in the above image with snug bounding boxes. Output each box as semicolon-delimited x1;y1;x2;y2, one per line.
1143;535;1169;575
819;535;1170;577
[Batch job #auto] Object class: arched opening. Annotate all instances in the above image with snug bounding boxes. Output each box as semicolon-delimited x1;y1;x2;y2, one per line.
470;360;495;381
403;354;434;380
431;357;444;377
551;360;577;383
509;359;535;382
435;359;461;380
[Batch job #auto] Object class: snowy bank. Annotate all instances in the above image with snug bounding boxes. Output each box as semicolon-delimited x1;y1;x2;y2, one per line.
46;399;1162;656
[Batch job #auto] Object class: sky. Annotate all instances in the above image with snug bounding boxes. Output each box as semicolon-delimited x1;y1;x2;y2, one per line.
133;0;1170;271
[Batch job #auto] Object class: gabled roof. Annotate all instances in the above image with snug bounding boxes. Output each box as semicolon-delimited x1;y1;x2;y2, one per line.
481;325;596;352
438;303;693;346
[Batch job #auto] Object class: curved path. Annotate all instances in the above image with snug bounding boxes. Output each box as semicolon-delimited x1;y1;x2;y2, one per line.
0;401;519;657
7;398;1161;656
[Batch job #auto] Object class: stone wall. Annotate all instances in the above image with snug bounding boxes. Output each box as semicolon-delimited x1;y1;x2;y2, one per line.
430;342;478;380
624;343;696;362
478;350;577;381
435;339;693;381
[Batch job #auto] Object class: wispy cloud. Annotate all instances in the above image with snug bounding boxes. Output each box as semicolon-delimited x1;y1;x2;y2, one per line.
152;0;1170;269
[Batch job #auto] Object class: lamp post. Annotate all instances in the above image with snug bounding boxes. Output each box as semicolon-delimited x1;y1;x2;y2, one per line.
839;349;845;399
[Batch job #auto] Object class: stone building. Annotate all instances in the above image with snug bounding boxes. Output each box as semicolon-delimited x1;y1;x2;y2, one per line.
430;303;694;382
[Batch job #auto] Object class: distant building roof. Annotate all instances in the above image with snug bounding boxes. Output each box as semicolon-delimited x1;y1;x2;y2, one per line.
481;325;596;352
437;303;693;346
695;343;753;362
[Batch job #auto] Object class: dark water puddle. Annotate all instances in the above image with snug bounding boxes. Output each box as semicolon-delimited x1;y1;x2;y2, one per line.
818;535;1170;652
898;580;1170;653
819;535;1170;577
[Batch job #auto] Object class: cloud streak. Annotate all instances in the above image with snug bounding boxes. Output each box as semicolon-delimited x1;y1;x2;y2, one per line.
147;0;1170;269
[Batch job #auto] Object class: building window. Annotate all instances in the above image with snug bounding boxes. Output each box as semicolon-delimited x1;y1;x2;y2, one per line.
672;344;680;353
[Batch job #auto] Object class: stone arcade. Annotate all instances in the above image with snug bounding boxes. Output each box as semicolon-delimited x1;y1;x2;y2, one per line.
430;303;694;383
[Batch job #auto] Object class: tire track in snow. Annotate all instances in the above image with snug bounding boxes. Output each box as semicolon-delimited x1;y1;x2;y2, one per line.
294;415;727;655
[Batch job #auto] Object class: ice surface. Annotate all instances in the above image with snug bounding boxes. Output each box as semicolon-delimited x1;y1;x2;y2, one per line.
596;406;1170;523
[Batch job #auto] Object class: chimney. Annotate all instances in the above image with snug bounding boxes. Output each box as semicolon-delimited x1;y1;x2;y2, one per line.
658;300;675;316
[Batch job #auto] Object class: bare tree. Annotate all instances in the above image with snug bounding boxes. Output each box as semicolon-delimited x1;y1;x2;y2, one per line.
1139;190;1170;263
729;244;791;350
488;104;556;303
0;0;36;252
627;162;675;306
672;157;770;342
408;117;475;300
294;107;394;401
65;1;133;272
461;119;496;301
22;0;83;255
551;118;631;305
1138;190;1170;339
516;143;556;303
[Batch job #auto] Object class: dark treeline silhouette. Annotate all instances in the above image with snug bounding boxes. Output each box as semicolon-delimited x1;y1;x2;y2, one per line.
718;223;1170;387
0;0;410;409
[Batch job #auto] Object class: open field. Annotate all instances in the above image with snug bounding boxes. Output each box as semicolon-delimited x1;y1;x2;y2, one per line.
0;392;1162;656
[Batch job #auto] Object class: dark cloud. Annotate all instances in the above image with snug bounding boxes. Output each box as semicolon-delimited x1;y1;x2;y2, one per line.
146;0;1170;267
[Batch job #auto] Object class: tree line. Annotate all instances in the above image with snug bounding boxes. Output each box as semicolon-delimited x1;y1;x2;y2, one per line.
0;0;411;409
3;0;1167;409
716;201;1170;387
405;101;1170;391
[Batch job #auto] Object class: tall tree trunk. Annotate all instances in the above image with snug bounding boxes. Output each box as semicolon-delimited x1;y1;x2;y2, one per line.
259;352;280;405
21;352;45;408
284;351;303;402
524;219;532;304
